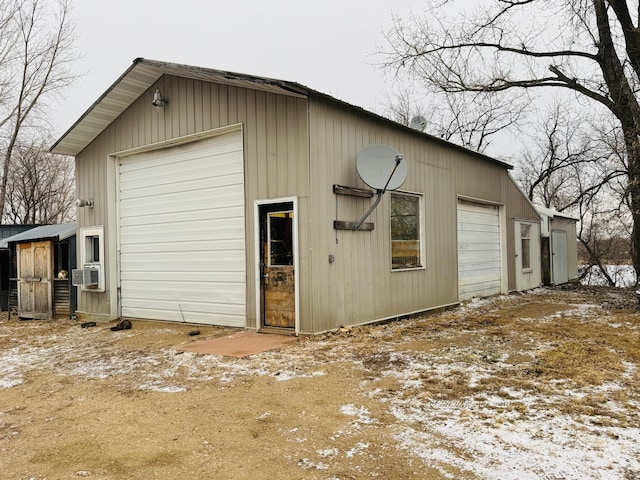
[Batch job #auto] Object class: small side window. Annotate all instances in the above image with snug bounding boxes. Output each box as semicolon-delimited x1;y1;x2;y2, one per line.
391;192;423;270
79;225;105;291
86;235;101;263
521;224;531;271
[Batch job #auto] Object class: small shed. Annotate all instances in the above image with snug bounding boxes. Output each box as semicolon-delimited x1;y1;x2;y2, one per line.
535;206;579;285
0;225;39;310
7;223;77;319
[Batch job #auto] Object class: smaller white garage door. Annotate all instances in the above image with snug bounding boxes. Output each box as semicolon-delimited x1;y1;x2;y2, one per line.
457;201;502;300
118;131;245;326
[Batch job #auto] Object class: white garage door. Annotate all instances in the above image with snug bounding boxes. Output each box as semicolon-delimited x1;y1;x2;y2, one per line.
118;131;245;326
457;201;502;301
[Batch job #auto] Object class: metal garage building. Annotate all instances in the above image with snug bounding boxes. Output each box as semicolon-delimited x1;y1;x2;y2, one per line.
51;58;542;333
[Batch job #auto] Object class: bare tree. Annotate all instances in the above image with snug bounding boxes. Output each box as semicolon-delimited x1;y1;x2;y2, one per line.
381;86;527;153
437;92;528;153
515;102;620;208
0;0;76;222
381;0;640;276
381;86;426;128
4;137;75;224
514;102;633;285
573;165;632;286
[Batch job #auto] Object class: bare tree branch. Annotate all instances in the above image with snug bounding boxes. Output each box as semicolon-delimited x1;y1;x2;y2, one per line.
0;0;77;221
382;0;640;281
4;137;75;224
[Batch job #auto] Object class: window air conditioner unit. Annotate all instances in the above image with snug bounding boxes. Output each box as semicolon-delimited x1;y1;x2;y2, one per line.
72;267;99;287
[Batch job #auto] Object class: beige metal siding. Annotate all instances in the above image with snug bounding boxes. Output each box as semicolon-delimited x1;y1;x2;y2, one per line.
73;71;538;331
74;75;309;326
75;138;113;319
306;95;538;332
308;97;458;332
503;176;541;290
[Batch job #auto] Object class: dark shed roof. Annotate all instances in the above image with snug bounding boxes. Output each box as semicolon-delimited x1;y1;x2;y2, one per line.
1;223;76;249
0;225;39;240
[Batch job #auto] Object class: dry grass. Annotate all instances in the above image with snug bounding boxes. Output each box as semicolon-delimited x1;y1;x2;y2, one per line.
341;285;640;429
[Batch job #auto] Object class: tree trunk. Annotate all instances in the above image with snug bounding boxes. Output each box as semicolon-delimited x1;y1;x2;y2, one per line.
594;0;640;283
628;149;640;284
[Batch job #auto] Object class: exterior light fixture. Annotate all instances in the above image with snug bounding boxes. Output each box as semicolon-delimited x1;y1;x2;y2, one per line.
152;89;168;107
76;199;93;208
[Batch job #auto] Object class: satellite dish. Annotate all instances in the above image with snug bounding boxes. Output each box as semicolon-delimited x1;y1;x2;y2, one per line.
356;144;408;191
410;115;427;132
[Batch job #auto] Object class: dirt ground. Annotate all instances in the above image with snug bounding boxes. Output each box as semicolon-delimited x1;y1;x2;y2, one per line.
1;285;640;479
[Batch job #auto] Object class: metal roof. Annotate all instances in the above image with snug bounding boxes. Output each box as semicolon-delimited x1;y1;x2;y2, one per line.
0;224;39;240
50;58;513;170
0;223;76;249
50;58;310;156
534;205;579;221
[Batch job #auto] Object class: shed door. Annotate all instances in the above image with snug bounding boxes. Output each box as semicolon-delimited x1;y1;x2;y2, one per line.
515;221;541;291
118;131;245;326
17;241;53;319
552;230;569;285
457;201;502;300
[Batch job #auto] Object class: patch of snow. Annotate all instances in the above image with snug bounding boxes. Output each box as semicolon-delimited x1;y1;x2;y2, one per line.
345;442;369;458
351;297;640;479
0;345;53;388
340;404;376;427
381;359;640;479
297;458;329;470
273;370;326;381
316;447;339;458
138;382;186;393
392;403;640;480
460;295;508;311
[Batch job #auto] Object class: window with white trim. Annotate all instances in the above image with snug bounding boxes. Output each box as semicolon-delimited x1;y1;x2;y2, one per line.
391;192;423;269
79;225;105;291
86;234;101;263
520;223;532;271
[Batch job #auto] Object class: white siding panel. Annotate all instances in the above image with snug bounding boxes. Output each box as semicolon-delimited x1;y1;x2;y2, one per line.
458;202;502;300
118;131;245;326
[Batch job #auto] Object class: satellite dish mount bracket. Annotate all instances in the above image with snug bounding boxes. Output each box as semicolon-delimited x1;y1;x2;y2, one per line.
354;154;403;230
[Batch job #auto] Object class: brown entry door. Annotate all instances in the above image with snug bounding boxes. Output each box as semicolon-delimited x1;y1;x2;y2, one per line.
17;241;54;319
260;204;295;328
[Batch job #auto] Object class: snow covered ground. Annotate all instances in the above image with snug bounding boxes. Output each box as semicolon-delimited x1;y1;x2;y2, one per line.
354;289;640;479
1;287;639;479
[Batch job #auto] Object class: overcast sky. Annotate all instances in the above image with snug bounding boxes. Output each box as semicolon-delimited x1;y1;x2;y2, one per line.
52;0;426;137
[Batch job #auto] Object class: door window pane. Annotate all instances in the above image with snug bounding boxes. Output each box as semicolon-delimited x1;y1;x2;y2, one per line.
268;211;293;266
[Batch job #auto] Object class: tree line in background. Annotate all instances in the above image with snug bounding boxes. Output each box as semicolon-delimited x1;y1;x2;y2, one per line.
0;0;76;225
381;0;640;286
